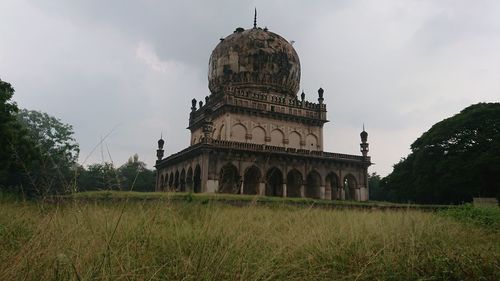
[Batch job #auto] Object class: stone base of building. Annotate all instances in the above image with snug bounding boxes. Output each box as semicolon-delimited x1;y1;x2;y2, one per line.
155;139;370;201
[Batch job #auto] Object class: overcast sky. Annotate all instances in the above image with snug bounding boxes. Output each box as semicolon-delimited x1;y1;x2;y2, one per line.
1;0;499;176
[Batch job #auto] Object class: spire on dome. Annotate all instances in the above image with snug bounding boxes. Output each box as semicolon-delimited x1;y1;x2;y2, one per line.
253;8;257;28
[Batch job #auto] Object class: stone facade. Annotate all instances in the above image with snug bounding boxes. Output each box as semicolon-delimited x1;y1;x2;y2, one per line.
155;23;371;201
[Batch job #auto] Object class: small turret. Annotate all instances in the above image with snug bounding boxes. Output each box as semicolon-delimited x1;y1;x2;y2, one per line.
156;135;165;161
191;98;197;111
317;87;324;104
360;124;369;158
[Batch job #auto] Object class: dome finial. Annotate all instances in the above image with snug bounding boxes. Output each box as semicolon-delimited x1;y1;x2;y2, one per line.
253;8;257;28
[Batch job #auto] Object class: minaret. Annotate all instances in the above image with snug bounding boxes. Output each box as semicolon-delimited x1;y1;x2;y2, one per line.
360;125;369;158
156;135;165;161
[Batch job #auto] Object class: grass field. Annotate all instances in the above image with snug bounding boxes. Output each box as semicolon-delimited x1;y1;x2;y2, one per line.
0;193;499;280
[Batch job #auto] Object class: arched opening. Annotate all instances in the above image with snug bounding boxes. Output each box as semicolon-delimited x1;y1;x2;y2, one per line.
174;171;180;191
286;169;303;198
163;174;168;190
271;129;284;146
168;172;174;189
193;165;201;193
219;163;240;194
186;167;193;192
306;170;321;199
243;165;261;195
180;169;186;192
288;131;301;149
218;124;225;140
326;172;340;200
160;174;165;190
265;167;283;197
252;126;266;144
306;134;318;150
344;174;357;200
231;124;247;142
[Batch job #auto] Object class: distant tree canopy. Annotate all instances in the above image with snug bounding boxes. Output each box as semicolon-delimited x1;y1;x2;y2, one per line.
381;103;500;204
77;154;155;192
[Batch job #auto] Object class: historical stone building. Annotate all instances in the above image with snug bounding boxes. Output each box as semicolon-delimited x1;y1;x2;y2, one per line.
155;18;371;201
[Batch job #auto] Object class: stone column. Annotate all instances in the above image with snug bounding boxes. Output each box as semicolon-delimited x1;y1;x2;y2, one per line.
319;185;326;199
323;185;332;200
258;182;265;196
201;152;210;192
206;179;218;193
282;183;287;198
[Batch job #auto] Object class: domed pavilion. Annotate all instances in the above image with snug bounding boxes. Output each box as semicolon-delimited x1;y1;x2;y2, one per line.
154;17;371;200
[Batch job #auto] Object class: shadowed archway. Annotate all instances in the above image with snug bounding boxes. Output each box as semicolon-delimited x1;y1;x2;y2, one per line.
344;174;357;200
219;163;240;194
326;172;340;200
186;167;193;192
306;170;321;199
180;169;186;192
286;169;303;198
243;165;261;195
174;170;180;191
168;172;174;190
265;167;283;197
193;165;201;193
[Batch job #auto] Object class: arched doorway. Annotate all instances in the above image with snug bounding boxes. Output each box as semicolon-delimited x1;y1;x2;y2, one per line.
160;174;165;190
168;172;174;190
286;169;302;198
265;167;283;197
344;174;357;200
186;167;193;192
306;170;321;199
180;169;186;192
174;171;180;191
219;163;240;194
243;165;261;195
326;172;340;200
193;165;201;193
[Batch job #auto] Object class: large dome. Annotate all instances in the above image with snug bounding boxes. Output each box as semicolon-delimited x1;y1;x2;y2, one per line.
208;27;301;96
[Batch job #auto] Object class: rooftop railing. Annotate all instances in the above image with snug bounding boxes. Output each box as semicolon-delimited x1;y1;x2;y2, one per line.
158;138;369;165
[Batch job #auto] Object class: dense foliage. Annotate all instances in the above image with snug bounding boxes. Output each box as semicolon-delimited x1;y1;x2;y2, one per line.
0;79;36;192
381;103;500;204
16;109;80;195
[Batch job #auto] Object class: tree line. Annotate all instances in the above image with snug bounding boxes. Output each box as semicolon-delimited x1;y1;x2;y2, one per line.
1;78;154;198
370;103;500;204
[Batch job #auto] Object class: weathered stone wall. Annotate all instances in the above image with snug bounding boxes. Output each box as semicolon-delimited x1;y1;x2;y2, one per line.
156;146;368;201
190;113;323;151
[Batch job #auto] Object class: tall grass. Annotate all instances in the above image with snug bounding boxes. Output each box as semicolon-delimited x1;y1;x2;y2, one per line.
0;199;498;280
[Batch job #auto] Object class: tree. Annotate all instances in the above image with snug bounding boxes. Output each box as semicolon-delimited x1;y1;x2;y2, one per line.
381;103;500;204
117;154;154;192
368;172;384;201
17;109;80;196
77;162;120;191
0;78;37;193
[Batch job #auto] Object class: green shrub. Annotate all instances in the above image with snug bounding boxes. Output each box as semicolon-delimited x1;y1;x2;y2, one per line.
438;203;500;230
